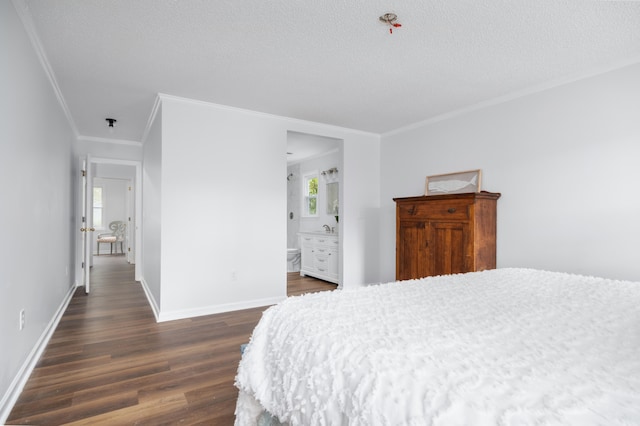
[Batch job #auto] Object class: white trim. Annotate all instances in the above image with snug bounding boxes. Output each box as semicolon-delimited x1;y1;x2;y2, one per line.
139;277;283;323
90;157;141;167
156;297;285;323
85;158;143;281
382;57;640;137
75;157;85;288
141;95;163;145
77;135;143;147
0;284;76;425
11;0;79;137
139;277;160;322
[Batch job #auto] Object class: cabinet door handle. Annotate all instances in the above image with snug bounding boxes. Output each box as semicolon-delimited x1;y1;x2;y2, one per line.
447;207;457;213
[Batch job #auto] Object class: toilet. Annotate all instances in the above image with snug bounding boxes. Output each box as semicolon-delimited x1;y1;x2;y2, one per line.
287;248;301;272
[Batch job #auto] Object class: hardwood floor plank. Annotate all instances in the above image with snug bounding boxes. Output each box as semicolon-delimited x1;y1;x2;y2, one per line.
7;257;334;425
17;360;171;406
63;394;187;426
12;391;139;425
6;393;73;420
136;363;239;404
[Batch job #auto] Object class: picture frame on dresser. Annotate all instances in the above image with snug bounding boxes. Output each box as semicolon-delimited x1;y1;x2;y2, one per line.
425;169;482;196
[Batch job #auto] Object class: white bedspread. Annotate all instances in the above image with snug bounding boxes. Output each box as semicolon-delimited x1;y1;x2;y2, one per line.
235;268;640;425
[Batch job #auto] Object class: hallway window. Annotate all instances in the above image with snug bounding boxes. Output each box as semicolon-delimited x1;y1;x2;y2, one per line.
302;172;318;217
93;186;104;229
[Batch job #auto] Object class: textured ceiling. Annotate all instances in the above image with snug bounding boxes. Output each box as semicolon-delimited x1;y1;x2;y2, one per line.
19;0;640;142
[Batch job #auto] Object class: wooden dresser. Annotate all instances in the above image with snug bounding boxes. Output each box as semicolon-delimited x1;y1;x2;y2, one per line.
394;191;501;281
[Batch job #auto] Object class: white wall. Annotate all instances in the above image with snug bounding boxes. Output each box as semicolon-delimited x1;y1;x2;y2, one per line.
157;96;288;318
0;1;75;420
142;104;163;314
340;131;382;286
143;94;380;321
380;63;640;283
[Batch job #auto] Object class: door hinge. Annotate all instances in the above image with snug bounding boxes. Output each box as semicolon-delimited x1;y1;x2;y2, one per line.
82;261;85;269
81;170;86;177
82;216;85;223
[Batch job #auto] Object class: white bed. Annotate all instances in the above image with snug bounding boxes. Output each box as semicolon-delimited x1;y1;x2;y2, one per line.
234;268;640;425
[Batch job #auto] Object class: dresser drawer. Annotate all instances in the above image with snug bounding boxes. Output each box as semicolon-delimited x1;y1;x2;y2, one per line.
397;200;470;220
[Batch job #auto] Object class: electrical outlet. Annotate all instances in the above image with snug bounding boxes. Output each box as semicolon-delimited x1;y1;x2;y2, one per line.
231;271;237;281
19;309;25;331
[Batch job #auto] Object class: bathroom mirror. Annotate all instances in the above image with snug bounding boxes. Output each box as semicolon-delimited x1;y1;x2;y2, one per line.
326;182;339;215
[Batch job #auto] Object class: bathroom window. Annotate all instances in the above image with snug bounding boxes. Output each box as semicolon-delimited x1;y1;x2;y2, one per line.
302;172;318;217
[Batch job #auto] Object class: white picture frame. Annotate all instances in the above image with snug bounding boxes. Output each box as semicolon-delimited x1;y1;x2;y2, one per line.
424;169;482;196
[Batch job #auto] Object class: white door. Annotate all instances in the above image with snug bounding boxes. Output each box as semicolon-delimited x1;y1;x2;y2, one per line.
82;157;95;294
126;180;134;264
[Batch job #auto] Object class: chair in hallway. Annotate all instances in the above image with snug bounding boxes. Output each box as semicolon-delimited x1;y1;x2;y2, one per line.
97;221;127;255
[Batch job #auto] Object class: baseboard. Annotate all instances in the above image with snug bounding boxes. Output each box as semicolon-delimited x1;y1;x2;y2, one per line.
139;277;160;322
0;284;76;425
139;276;284;323
157;296;285;323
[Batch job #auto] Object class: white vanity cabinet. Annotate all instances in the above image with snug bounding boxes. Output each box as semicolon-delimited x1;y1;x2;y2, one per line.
299;232;339;284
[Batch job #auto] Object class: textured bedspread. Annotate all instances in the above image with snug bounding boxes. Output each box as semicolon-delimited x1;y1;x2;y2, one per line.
235;268;640;425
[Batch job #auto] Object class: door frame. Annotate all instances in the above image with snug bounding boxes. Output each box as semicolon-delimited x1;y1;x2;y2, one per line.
76;157;143;285
83;156;93;292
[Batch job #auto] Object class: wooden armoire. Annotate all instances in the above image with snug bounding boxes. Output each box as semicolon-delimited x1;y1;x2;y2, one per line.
394;191;500;281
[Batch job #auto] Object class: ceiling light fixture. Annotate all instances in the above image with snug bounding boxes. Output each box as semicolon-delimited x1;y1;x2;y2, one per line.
105;118;117;133
379;13;402;34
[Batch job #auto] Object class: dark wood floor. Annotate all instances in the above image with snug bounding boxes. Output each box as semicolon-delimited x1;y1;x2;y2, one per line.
7;255;335;425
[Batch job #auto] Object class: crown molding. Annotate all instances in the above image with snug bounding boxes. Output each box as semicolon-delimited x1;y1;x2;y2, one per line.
11;0;79;137
140;94;163;145
383;57;640;138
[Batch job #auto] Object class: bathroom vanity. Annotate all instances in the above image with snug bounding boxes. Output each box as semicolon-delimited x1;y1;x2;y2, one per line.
298;232;339;284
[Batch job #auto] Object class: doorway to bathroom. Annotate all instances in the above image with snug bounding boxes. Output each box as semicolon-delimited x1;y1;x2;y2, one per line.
286;131;343;286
